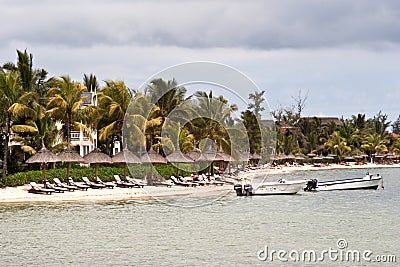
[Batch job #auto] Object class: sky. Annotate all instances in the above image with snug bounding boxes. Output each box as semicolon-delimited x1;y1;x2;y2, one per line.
1;0;400;124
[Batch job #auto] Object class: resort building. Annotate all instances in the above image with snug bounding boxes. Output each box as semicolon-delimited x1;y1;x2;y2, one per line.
70;87;121;157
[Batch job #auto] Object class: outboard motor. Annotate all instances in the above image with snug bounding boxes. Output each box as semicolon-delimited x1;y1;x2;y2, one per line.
234;184;244;196
243;184;253;196
304;179;318;191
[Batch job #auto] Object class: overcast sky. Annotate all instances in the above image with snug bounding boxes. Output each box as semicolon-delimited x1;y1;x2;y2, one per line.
1;0;399;124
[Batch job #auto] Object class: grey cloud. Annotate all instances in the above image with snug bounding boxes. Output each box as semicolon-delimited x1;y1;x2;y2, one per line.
1;0;400;50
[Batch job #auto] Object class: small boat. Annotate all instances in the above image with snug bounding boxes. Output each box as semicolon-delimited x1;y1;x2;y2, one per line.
304;173;382;191
234;179;306;196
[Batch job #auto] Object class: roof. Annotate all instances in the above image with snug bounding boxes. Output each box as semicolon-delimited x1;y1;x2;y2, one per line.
260;119;276;129
300;117;341;126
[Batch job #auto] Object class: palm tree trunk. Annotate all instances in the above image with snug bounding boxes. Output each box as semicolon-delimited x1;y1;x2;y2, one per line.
2;114;11;179
66;113;71;149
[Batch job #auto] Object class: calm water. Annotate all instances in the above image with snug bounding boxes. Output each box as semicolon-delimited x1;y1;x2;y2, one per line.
1;168;399;266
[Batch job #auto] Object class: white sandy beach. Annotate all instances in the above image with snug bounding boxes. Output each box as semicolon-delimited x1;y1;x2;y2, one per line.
0;183;233;205
1;162;398;205
241;162;400;178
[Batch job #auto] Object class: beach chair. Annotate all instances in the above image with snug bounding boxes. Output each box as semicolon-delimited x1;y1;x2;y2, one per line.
114;175;135;188
28;182;55;195
53;178;77;191
68;177;90;191
170;176;193;187
208;176;225;186
45;181;68;193
152;177;173;187
94;176;115;189
125;176;146;188
178;176;197;187
82;177;106;189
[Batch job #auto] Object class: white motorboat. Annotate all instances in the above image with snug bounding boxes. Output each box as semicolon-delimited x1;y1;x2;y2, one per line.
234;179;306;196
304;173;382;191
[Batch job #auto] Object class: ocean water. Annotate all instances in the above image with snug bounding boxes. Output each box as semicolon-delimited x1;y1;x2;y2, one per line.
0;168;398;266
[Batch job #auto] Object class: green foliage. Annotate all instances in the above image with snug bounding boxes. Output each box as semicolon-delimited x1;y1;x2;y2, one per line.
241;110;261;153
392;115;400;134
0;164;190;187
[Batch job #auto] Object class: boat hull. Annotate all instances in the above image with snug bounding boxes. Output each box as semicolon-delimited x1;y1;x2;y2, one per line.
253;180;306;195
313;175;382;191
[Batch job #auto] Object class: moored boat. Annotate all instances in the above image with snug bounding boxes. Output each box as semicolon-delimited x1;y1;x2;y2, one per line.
234;179;307;196
304;173;382;191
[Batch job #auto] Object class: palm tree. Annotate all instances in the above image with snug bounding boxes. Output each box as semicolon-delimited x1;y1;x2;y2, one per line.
97;80;132;154
2;49;55;97
187;91;238;174
46;76;92;149
190;91;238;150
338;120;360;151
362;133;389;155
124;92;163;152
323;131;351;159
145;78;187;119
0;71;36;178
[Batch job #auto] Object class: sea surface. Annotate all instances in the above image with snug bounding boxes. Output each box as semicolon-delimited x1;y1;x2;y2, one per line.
0;168;399;266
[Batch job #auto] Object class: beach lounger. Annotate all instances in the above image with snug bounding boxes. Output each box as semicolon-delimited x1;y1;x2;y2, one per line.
114;175;135;188
45;181;68;193
208;176;225;186
171;176;195;187
68;177;90;191
178;176;197;187
28;182;55;195
125;176;146;188
94;176;115;189
53;178;77;191
192;175;207;186
82;177;106;189
152;177;173;187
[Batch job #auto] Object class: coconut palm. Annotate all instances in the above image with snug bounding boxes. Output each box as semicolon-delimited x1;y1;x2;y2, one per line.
323;131;351;159
389;137;400;155
338;120;360;151
0;71;37;178
189;91;238;150
2;49;55;97
124;92;163;152
362;133;389;155
97;80;132;153
158;120;195;154
145;78;187;119
46;76;92;149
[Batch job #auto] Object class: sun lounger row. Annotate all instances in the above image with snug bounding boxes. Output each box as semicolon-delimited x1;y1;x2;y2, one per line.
170;174;225;187
28;173;227;195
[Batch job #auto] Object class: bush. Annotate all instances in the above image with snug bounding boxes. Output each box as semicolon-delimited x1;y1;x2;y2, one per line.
0;163;192;187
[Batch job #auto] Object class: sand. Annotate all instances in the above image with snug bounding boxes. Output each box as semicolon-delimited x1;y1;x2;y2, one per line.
0;183;233;205
1;162;398;205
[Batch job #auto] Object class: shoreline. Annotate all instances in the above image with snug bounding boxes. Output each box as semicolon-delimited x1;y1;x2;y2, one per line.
241;162;400;178
0;183;233;205
1;163;398;205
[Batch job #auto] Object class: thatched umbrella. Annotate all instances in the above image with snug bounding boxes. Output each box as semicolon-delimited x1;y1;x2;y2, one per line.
250;152;261;160
217;149;234;162
185;148;208;162
216;149;234;174
83;148;112;178
141;148;167;185
202;149;225;176
343;156;354;162
166;150;194;176
112;149;141;178
26;146;59;187
166;150;194;163
58;148;85;181
141;148;167;164
294;153;306;161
